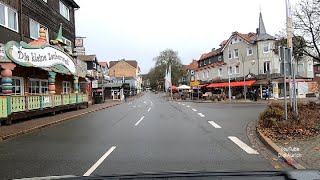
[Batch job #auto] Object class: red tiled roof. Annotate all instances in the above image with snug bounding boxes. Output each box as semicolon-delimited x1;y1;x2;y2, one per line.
220;32;257;50
98;62;108;68
199;49;222;60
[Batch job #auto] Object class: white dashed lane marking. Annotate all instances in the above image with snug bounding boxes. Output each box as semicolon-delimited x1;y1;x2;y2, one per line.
83;146;116;176
135;116;145;126
228;136;259;154
208;121;221;128
192;109;197;112
197;113;205;117
148;107;151;112
186;105;190;108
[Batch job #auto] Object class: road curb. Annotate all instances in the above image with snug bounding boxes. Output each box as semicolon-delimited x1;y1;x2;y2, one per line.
256;127;306;169
0;94;144;141
168;99;269;105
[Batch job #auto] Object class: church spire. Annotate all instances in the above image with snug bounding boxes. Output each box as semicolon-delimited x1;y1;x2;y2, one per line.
258;12;267;35
255;12;274;41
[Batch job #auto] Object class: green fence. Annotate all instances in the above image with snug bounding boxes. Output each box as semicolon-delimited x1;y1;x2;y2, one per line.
54;95;62;106
63;94;70;105
70;94;77;104
0;97;8;118
42;95;52;108
28;96;41;110
11;96;26;113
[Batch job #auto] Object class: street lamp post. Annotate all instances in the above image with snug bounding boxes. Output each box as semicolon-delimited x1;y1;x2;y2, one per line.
228;58;231;102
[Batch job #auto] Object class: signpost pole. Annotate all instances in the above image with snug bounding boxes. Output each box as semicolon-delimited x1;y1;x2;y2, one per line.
282;47;288;121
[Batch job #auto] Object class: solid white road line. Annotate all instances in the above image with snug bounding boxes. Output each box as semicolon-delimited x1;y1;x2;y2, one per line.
228;136;259;154
186;105;190;108
83;146;116;176
148;107;151;112
197;113;205;117
192;108;197;112
135;116;145;126
208;121;221;128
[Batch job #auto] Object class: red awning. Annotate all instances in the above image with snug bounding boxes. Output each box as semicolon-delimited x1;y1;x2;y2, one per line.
199;84;208;87
207;80;256;88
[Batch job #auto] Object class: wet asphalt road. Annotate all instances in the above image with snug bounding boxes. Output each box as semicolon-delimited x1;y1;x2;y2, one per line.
0;92;275;179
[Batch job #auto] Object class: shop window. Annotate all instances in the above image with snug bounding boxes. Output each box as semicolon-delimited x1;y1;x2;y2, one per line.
0;77;23;95
29;18;48;41
59;1;70;21
28;79;48;94
0;2;18;32
63;81;71;94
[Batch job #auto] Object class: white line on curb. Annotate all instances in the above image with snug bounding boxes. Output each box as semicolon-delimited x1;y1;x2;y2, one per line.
192;109;197;112
83;146;116;176
208;121;221;128
197;113;205;117
228;136;259;154
135;116;145;126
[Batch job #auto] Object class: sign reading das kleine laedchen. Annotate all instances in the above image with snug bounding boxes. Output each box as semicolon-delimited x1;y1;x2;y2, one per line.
6;41;76;74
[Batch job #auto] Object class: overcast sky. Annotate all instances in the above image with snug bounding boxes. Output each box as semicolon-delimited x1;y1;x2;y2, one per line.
74;0;296;74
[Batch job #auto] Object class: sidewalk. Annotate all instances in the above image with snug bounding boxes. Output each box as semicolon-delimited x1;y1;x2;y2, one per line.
274;135;320;169
0;94;143;141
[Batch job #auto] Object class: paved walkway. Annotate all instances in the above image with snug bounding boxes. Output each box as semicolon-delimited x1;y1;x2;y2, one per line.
0;94;143;140
275;136;320;169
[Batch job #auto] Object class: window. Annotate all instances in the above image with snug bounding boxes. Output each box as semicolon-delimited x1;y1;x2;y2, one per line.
93;63;97;69
63;81;71;94
298;64;304;73
218;56;222;61
247;46;253;56
29;19;49;41
263;42;270;53
28;79;48;94
62;36;72;48
218;68;222;76
59;1;70;20
264;61;270;73
308;63;313;71
228;50;232;59
235;65;240;74
207;71;209;78
228;66;233;75
0;3;18;32
0;77;23;95
234;49;239;58
196;73;199;81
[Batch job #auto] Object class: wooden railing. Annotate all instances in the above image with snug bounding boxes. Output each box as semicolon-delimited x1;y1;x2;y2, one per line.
0;97;8;118
0;94;88;119
11;96;26;113
28;95;41;110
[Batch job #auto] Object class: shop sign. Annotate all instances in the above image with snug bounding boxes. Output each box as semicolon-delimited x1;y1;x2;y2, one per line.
92;80;98;88
0;43;8;61
190;81;200;87
5;41;76;74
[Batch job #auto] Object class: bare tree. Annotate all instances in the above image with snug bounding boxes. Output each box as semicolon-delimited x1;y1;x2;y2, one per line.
293;0;320;61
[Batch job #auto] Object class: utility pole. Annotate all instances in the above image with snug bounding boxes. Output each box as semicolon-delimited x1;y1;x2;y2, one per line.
228;57;232;102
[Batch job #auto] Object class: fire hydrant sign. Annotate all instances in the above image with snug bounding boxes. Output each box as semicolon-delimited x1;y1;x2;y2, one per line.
5;41;76;74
